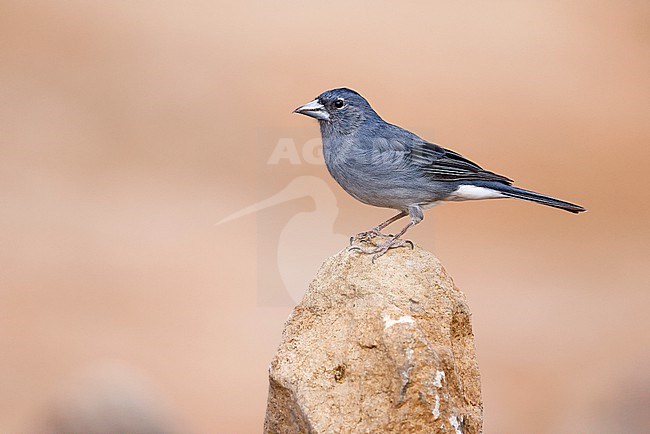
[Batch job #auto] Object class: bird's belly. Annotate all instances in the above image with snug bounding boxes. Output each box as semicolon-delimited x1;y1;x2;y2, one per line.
327;161;442;210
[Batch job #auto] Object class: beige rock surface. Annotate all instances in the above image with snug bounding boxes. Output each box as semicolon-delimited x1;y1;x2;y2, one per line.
264;238;483;434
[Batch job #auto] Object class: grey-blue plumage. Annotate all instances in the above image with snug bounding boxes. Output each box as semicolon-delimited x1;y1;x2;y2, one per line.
294;88;585;258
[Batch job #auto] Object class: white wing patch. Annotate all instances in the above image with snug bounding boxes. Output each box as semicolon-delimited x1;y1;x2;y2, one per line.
446;185;506;201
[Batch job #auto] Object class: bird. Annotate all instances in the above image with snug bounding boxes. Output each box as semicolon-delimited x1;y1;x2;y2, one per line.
293;88;586;259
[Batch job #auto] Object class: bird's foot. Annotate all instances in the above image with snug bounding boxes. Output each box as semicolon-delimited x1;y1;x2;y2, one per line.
348;237;414;262
349;228;383;245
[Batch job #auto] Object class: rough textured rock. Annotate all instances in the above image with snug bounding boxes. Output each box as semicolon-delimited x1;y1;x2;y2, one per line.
264;237;483;434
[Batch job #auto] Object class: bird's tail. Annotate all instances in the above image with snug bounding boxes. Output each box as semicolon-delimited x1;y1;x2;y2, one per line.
492;184;586;214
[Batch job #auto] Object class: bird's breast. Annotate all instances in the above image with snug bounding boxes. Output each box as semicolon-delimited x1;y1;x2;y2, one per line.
322;137;438;210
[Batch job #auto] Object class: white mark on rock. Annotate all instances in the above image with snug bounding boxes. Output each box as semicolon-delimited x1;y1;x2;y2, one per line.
449;414;462;434
383;314;415;329
433;369;446;388
431;393;440;419
400;348;414;384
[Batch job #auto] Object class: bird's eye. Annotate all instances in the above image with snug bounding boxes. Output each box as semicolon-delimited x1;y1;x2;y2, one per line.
334;99;345;109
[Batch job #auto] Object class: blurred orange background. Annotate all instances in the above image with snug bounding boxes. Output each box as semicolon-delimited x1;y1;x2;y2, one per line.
1;1;649;432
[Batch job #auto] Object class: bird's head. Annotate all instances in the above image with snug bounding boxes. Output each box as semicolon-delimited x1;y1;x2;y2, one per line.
293;88;378;134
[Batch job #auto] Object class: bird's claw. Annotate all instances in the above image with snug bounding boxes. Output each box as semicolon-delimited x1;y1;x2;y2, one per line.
348;238;414;262
354;228;382;242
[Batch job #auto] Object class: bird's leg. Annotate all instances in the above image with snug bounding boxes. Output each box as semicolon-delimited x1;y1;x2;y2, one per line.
349;206;423;261
372;210;409;234
352;211;408;243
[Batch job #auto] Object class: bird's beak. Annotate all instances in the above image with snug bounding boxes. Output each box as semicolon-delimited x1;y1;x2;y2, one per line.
293;99;330;121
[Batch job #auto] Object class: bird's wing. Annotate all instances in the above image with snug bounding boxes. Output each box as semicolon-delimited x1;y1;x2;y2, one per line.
407;141;513;183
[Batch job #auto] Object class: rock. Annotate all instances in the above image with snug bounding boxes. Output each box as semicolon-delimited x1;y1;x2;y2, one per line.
264;237;483;434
